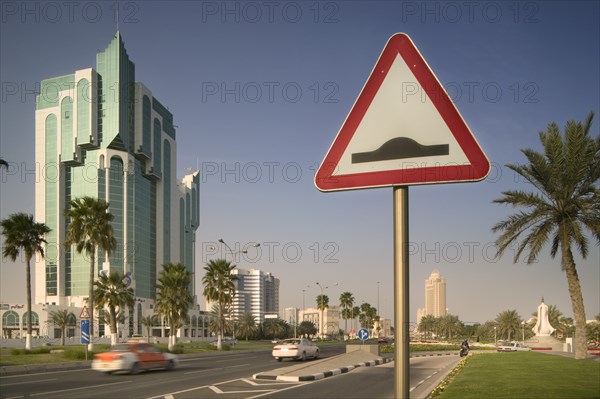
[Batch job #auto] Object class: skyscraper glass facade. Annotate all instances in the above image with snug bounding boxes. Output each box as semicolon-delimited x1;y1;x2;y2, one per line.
34;33;199;311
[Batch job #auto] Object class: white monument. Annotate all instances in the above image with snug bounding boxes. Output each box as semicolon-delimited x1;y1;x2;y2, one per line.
532;297;555;336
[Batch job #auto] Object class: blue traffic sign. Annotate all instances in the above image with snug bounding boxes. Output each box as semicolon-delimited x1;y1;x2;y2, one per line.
81;319;90;344
358;328;369;341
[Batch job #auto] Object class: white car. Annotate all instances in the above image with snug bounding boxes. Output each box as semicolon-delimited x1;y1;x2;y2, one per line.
497;341;532;352
91;342;178;374
272;338;320;361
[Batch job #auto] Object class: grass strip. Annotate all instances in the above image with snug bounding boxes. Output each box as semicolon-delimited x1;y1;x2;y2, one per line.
437;352;600;399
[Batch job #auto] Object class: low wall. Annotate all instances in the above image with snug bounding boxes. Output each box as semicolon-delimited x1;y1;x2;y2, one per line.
346;344;380;356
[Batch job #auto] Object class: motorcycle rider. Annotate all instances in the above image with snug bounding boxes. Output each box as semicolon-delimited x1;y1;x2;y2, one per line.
460;338;470;357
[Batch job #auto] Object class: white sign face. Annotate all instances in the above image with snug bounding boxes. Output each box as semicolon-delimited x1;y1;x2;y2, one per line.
315;33;490;191
333;55;470;176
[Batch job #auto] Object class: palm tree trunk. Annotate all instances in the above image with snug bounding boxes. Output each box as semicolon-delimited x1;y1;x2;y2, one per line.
320;309;323;338
88;247;95;351
110;307;118;346
168;321;175;351
344;312;348;336
25;256;32;351
561;241;588;359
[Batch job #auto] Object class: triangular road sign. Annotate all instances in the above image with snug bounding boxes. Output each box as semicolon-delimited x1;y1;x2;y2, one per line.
79;306;91;319
315;33;490;192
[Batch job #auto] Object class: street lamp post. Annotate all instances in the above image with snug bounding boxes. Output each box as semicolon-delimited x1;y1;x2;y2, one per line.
315;282;337;338
217;238;260;346
377;281;380;338
494;326;497;346
521;321;525;343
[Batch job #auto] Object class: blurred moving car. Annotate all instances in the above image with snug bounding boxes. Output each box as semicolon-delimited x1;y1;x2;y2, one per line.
377;337;392;344
91;341;178;374
497;341;532;352
272;338;319;361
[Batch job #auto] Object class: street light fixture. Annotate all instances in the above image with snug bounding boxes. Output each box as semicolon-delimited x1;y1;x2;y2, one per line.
315;282;338;338
494;326;497;346
218;238;260;259
217;238;261;346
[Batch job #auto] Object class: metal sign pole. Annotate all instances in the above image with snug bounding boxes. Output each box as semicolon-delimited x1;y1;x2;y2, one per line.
394;186;409;398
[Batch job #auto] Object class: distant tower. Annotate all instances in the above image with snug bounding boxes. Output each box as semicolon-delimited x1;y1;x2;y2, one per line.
425;270;447;317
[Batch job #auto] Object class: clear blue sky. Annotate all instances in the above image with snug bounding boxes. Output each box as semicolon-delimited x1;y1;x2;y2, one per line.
1;1;598;325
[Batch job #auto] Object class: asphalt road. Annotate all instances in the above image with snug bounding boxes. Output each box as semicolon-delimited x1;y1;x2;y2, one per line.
0;347;459;399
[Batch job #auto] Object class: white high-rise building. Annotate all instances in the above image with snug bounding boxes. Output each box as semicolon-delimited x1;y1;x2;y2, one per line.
206;268;279;324
417;270;447;325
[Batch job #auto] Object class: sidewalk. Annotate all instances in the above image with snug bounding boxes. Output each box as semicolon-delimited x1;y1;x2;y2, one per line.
253;350;392;382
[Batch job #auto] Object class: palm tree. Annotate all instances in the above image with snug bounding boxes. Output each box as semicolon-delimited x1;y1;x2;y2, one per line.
438;314;463;339
48;309;76;346
155;263;193;351
419;314;437;339
209;303;232;342
64;196;116;351
495;310;522;341
202;259;238;350
298;320;317;338
93;270;134;345
1;213;51;351
262;318;288;340
316;294;329;338
492;112;599;359
236;312;257;341
359;303;377;331
352;306;360;335
140;315;154;343
339;292;355;335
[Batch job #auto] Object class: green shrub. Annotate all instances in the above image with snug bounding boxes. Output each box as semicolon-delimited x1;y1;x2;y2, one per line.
170;343;185;354
9;347;53;355
64;349;87;360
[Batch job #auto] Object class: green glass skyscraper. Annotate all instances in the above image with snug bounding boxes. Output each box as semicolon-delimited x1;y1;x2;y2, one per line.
34;33;199;322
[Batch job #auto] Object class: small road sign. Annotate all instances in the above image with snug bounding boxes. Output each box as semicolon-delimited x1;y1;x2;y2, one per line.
81;319;90;345
79;306;91;319
358;328;370;341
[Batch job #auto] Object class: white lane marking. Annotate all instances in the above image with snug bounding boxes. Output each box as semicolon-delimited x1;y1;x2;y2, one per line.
208;385;274;394
145;376;248;399
0;368;90;379
184;363;250;374
246;383;307;399
2;378;57;386
240;378;298;386
30;380;132;397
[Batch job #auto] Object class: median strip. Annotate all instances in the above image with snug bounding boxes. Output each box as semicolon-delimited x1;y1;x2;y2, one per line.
253;354;392;382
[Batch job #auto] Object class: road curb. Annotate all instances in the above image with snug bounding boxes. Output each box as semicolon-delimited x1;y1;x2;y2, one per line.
253;357;391;382
410;352;458;358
